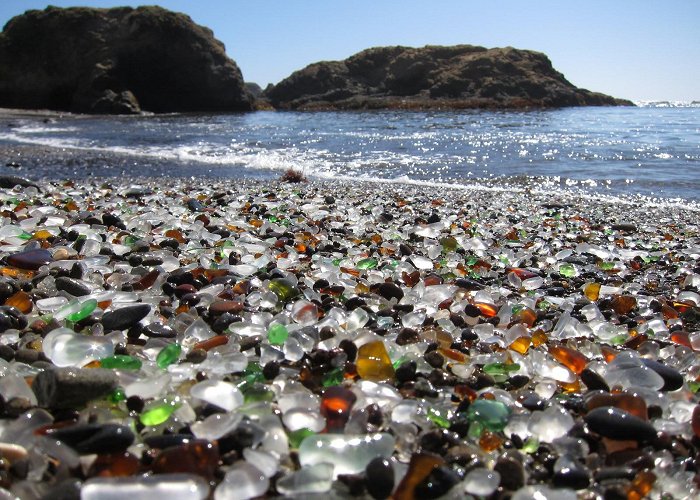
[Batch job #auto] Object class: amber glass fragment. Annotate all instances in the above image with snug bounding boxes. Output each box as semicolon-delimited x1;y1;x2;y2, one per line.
5;290;32;313
506;267;538;279
627;470;656;500
586;393;648;420
438;347;467;363
475;302;498;318
454;384;478;402
356;341;395;382
133;270;160;291
611;295;637;315
402;271;420;287
661;303;680;320
513;306;537;327
549;344;588;375
672;301;693;314
601;346;618;363
89;452;140;477
479;430;504;452
623;334;648;350
1;267;34;279
424;274;444;286
320;386;357;433
509;336;531;354
531;329;548;348
151;440;219;480
340;266;360;277
32;229;53;240
558;379;581;393
583;282;601;301
393;452;444;500
193;335;229;352
670;331;692;349
208;300;244;315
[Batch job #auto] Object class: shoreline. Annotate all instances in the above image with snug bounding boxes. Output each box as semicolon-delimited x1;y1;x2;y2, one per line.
1;142;699;212
0;175;698;498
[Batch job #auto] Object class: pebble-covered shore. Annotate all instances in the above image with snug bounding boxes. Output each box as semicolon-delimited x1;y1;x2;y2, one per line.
0;175;698;499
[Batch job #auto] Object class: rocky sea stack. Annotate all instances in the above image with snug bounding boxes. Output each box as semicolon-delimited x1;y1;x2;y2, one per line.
265;45;633;110
0;6;253;114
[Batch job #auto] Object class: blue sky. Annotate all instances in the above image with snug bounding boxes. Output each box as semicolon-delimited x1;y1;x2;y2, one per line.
1;1;698;101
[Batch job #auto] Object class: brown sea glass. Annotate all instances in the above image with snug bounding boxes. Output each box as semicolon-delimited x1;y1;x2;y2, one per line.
5;290;32;313
150;440;219;480
393;452;444;500
549;344;588;375
585;392;648;420
320;386;357;432
89;451;140;477
611;295;637;315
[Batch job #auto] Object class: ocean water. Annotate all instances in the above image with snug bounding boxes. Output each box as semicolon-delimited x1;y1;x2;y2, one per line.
1;103;698;204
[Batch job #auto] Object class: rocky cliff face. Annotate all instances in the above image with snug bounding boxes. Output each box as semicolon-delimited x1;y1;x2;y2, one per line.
0;6;253;114
265;45;632;110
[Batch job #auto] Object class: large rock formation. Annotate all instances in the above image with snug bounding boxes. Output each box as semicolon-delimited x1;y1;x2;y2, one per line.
265;45;632;110
0;6;253;114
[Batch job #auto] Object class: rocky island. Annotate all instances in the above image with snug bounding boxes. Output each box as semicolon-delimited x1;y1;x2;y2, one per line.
0;6;253;114
264;45;633;110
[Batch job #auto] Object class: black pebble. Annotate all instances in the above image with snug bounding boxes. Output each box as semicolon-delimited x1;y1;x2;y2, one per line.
143;433;195;449
102;213;126;230
611;223;637;232
584;406;657;441
126;395;145;413
38;478;82;500
580;368;610;392
14;348;39;364
365;457;394;499
395;360;417;383
48;423;134;454
55;276;91;296
0;344;14;361
101;304;151;331
142;322;177;338
641;358;684;391
32;367;118;410
424;350;444;368
68;261;87;280
494;456;525;490
262;360;280;379
552;457;591;490
375;282;404;301
455;278;484;290
413;465;460;499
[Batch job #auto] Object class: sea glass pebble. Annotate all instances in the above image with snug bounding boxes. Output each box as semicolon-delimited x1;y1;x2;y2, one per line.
190;380;243;411
42;327;114;367
81;473;210;500
298;432;395;477
276;462;334;495
464;468;501;496
215;462;268;500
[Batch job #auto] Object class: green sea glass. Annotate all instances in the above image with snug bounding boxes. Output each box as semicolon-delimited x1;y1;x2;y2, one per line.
140;402;180;426
66;299;97;323
466;399;511;432
356;258;378;270
156;343;181;369
427;407;451;428
268;323;289;345
559;263;576;277
100;355;142;370
268;278;300;302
